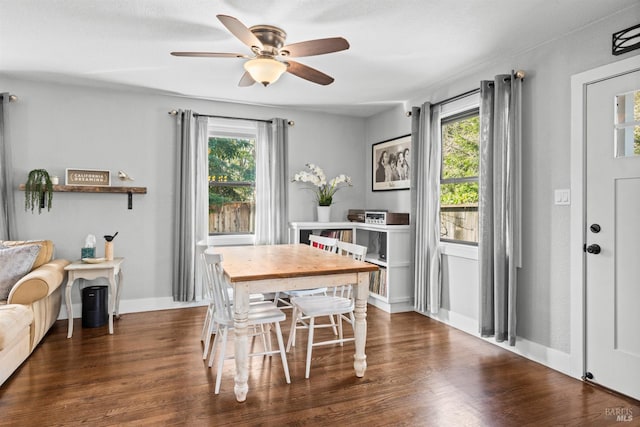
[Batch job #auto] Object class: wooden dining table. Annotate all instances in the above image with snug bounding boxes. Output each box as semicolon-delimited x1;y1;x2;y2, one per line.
215;243;379;402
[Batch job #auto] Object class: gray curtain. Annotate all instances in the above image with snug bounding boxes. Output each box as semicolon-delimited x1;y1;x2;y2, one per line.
479;72;523;345
411;102;442;314
173;110;208;302
0;93;17;240
255;118;288;245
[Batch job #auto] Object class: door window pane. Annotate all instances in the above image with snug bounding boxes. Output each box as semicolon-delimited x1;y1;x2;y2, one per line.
614;90;640;157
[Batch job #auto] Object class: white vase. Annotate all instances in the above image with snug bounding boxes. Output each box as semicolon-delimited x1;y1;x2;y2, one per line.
317;205;331;222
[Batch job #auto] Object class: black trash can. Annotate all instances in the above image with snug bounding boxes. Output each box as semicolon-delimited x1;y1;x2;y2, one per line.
82;285;108;328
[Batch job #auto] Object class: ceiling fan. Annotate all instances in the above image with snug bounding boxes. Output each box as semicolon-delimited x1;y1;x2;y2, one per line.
171;14;350;87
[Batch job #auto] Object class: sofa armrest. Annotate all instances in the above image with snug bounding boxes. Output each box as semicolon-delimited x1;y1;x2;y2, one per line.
7;259;71;305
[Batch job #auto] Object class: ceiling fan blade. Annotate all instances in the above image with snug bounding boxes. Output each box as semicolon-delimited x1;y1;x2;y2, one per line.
217;14;263;50
286;60;334;85
238;71;256;87
170;52;248;58
281;37;349;57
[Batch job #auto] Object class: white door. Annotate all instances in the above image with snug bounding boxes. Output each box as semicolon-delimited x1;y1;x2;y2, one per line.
585;69;640;400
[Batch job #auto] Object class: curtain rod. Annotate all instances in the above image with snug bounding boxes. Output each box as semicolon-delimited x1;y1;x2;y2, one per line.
167;110;272;124
168;110;294;126
436;70;525;106
431;88;481;109
1;94;18;102
407;70;525;117
406;88;480;117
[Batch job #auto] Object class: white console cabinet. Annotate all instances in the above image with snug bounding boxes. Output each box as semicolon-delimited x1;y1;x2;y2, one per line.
289;221;413;313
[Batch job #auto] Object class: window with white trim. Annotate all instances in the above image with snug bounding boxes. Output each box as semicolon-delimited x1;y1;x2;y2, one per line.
207;121;257;236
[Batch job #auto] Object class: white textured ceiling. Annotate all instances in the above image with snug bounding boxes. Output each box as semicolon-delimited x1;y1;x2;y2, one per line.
0;0;635;117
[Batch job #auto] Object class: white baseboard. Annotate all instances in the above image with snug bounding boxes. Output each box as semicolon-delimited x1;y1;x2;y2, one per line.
56;296;575;380
419;308;575;379
367;296;414;313
57;296;208;320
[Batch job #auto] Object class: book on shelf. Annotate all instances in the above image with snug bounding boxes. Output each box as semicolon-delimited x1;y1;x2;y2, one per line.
299;228;353;246
319;229;353;243
368;267;387;298
300;229;312;244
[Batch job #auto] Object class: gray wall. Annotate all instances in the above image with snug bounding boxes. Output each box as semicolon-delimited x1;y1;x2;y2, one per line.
363;6;640;355
365;103;412;212
1;77;366;306
2;3;638;364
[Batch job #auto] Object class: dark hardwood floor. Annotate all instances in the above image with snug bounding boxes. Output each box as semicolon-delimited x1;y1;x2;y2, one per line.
1;306;638;426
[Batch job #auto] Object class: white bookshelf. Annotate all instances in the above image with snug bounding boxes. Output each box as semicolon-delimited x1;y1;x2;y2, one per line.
289;221;413;313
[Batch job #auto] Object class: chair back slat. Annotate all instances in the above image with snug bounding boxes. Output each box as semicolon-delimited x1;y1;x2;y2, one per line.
333;241;368;298
336;240;367;260
203;251;233;323
308;235;338;253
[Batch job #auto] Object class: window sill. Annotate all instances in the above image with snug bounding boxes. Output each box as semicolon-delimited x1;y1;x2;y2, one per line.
439;241;478;260
206;234;255;247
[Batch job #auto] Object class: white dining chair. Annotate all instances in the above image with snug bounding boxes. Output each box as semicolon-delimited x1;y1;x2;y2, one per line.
274;234;339;309
200;253;266;360
203;251;290;394
286;240;368;378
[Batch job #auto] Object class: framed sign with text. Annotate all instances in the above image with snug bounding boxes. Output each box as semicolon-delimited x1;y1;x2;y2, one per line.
65;168;111;186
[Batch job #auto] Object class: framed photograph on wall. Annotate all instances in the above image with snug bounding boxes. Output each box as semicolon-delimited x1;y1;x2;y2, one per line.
372;134;411;191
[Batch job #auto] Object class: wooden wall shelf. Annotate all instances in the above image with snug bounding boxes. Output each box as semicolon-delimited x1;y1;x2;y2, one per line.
19;184;147;193
18;184;147;209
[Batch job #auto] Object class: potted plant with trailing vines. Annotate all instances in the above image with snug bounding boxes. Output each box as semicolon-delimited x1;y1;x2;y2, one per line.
292;163;352;222
24;169;54;214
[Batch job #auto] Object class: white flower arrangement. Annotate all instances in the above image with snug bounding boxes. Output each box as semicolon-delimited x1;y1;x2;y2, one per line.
292;163;352;206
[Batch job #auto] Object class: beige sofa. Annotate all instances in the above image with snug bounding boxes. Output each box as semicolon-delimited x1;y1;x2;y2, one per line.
0;240;69;385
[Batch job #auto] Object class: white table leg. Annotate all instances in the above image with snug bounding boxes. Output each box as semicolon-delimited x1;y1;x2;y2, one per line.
65;273;75;338
233;283;250;402
353;271;368;377
108;273;116;334
115;269;123;319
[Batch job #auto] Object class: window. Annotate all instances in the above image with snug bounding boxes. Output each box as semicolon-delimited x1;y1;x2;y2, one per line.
614;90;640;157
207;121;257;236
440;109;480;244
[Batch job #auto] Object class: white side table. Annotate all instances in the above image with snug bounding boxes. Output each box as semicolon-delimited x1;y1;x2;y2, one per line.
64;258;124;338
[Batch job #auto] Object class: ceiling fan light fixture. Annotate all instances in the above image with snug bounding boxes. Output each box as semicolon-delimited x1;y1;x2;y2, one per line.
244;58;287;86
173;15;346;86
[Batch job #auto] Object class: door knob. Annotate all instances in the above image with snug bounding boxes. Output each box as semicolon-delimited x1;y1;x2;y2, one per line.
586;244;601;254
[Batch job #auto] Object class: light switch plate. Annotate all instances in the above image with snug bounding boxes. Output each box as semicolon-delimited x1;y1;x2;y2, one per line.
554;189;570;205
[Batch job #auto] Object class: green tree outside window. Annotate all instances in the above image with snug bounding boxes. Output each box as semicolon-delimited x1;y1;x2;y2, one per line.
441;115;479;206
208;136;256;208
